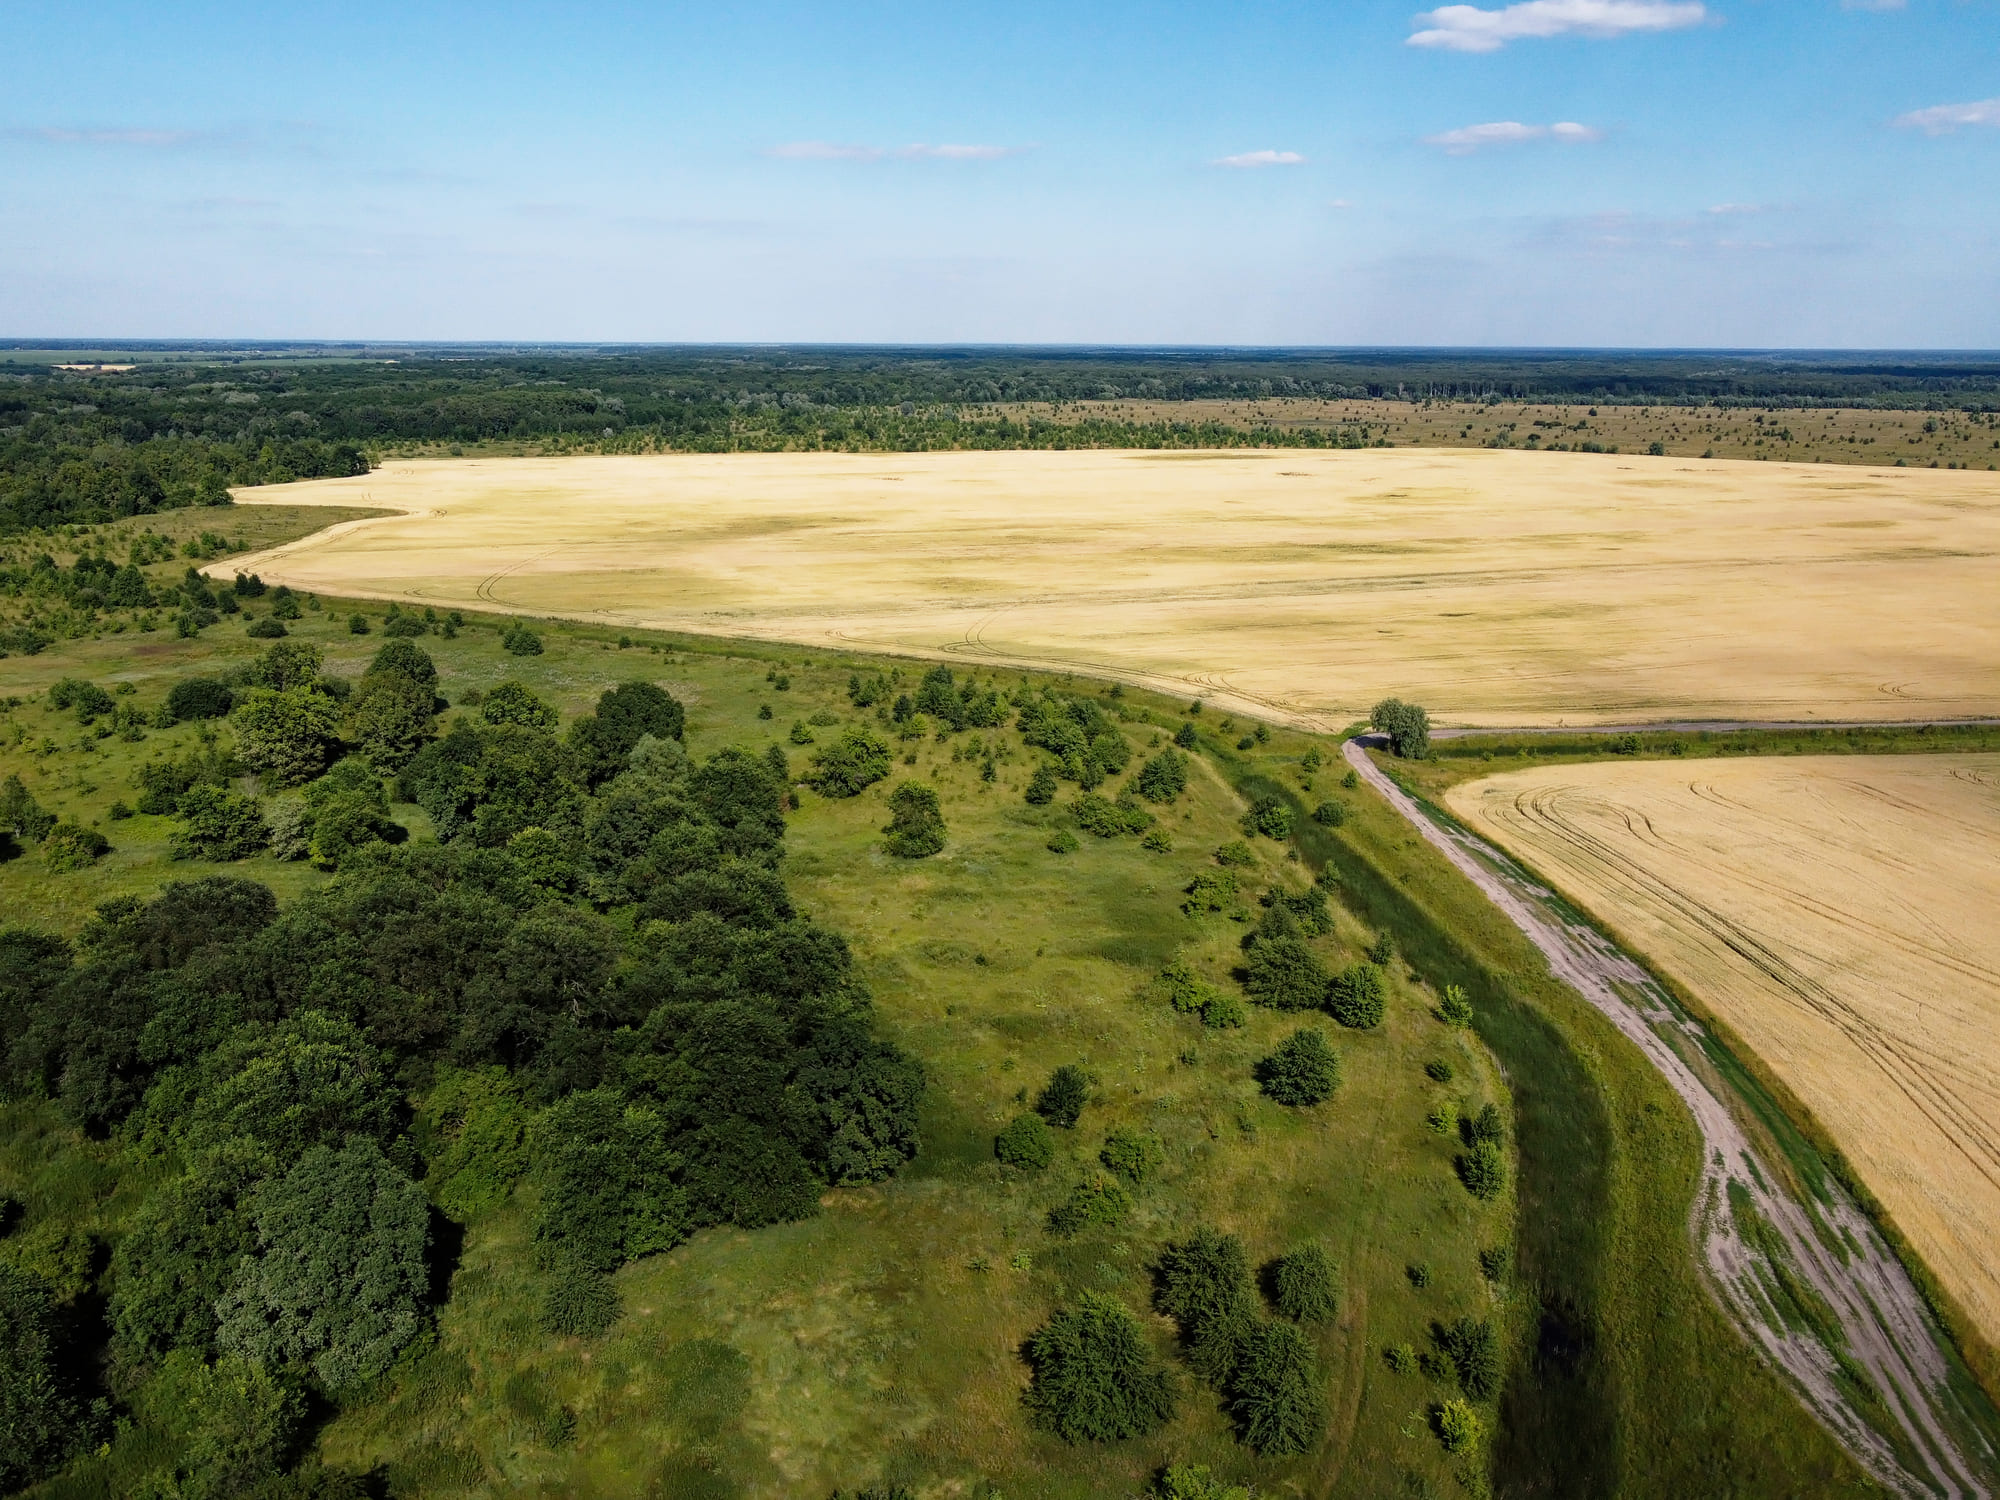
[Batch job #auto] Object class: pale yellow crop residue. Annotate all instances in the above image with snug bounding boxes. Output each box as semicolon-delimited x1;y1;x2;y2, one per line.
223;449;2000;727
1447;754;2000;1344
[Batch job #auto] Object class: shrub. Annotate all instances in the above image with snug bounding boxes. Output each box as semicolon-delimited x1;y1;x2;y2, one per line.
1270;1244;1340;1324
1134;749;1190;803
1424;1059;1454;1083
1025;763;1059;804
1047;1174;1132;1236
1438;983;1474;1027
480;680;559;730
40;820;108;870
1256;1029;1339;1107
1173;721;1198;749
1479;1245;1511;1283
1232;1319;1325;1456
882;782;946;858
539;1263;622;1337
1154;1227;1257;1386
382;613;426;638
1140;826;1172;852
1341;768;1359;789
1406;1261;1432;1289
1434;1396;1482;1453
1463;1102;1505;1148
1435;1316;1500;1398
167;677;235;720
1156;1465;1249;1500
1023;1292;1177;1443
1370;698;1431;759
1456;1141;1505;1200
1367;931;1396;966
1036;1065;1088;1128
0;774;55;842
1071;792;1152;837
246;617;288;638
1099;1127;1163;1184
1312;799;1345;827
995;1114;1055;1170
1300;746;1322;772
270;593;301;620
233;686;343;787
347;669;438;773
502;623;544;655
1248;796;1292;840
1048;828;1079;854
171;784;270;861
1201;991;1246;1028
1181;870;1237;915
1327;962;1386;1029
348;613;370;634
788;719;815;744
0;1265;89;1491
1385;1343;1416;1374
1243;936;1330;1011
809;728;892;797
49;677;115;722
1160;959;1207;1013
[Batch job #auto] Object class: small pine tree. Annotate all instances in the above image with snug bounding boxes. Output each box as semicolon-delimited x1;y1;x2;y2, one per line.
1438;984;1474;1027
1036;1065;1089;1128
1231;1320;1326;1456
1327;962;1386;1029
1270;1245;1340;1324
1023;1293;1178;1444
882;781;946;858
1026;763;1059;805
1256;1029;1339;1107
1174;721;1199;750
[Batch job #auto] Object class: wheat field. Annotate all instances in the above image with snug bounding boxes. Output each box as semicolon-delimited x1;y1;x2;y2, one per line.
225;449;2000;728
1446;753;2000;1345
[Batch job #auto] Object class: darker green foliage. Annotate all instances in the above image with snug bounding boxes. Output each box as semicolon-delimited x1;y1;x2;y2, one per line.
808;727;892;797
1456;1141;1506;1200
41;820;109;870
1173;721;1199;750
1255;1028;1339;1107
912;665;1005;731
1036;1064;1088;1129
539;1264;622;1338
167;677;235;721
1180;869;1238;916
1463;1102;1505;1148
995;1113;1054;1170
1246;795;1292;840
1270;1245;1340;1325
1231;1319;1325;1456
2;773;57;842
1370;697;1431;759
1425;1059;1454;1083
1099;1126;1163;1184
1046;1175;1132;1237
1434;1315;1501;1399
479;680;558;730
400;720;585;846
48;676;115;722
1134;749;1189;803
134;740;237;815
1016;693;1129;783
170;783;269;861
501;623;543;655
1242;935;1329;1011
1154;1228;1258;1388
0;1265;90;1491
882;781;946;858
1326;961;1387;1029
246;617;287;638
1023;1292;1177;1444
1312;799;1345;827
1025;763;1058;804
1070;791;1153;837
569;680;685;785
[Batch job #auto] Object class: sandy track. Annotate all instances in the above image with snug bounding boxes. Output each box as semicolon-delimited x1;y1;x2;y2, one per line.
1347;738;1997;1497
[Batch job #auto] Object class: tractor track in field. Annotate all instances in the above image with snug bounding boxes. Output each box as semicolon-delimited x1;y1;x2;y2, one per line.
1344;735;1999;1498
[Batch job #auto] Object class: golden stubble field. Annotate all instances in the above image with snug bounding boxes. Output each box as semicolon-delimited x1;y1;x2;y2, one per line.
1446;754;2000;1345
222;449;2000;728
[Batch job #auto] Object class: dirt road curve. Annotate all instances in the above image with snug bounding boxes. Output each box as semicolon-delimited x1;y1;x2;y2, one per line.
1344;736;1998;1498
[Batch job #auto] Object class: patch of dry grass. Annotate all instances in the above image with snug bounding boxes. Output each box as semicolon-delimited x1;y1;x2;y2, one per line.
221;450;2000;729
1446;753;2000;1346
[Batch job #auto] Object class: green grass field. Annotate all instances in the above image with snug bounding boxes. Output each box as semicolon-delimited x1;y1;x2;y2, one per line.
0;504;1882;1498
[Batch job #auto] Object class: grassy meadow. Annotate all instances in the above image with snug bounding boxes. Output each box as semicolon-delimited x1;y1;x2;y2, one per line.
215;448;2000;731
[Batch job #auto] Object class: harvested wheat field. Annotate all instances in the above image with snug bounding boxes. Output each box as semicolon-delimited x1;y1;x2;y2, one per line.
1446;754;2000;1344
225;449;2000;727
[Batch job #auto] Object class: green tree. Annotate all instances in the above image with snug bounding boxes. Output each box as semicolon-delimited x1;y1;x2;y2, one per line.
166;677;235;721
300;759;399;869
1435;1395;1483;1453
569;681;685;785
1232;1319;1325;1456
1370;697;1431;759
215;1137;430;1390
1154;1227;1258;1386
882;781;946;857
1134;749;1189;803
1023;1292;1177;1443
1156;1464;1249;1500
1327;961;1387;1029
418;1066;532;1220
1438;983;1474;1027
1025;762;1059;804
233;687;343;787
1435;1315;1500;1398
480;680;559;730
0;1265;88;1492
257;640;325;692
136;1349;302;1500
110;1139;267;1362
1173;721;1199;750
808;728;892;797
171;784;270;861
995;1113;1054;1170
1099;1126;1163;1184
1456;1141;1505;1201
502;622;543;655
1256;1028;1339;1106
41;820;109;870
1036;1064;1089;1128
1046;1174;1133;1236
1248;795;1292;839
1270;1244;1340;1325
178;1010;402;1167
1243;936;1329;1011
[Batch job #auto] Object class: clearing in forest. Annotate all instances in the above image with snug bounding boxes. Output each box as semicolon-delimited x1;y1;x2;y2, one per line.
223;449;2000;729
1445;753;2000;1349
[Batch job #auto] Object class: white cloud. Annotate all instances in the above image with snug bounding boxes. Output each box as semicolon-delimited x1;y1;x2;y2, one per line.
1892;98;2000;135
1214;149;1306;168
1706;201;1762;215
1424;120;1603;153
1329;198;1355;209
767;140;1025;162
1408;0;1705;52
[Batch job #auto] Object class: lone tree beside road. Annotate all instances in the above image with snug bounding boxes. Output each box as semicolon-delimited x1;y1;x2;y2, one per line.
1371;698;1431;759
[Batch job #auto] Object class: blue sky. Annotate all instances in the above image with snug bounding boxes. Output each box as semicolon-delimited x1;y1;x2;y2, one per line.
2;0;1996;345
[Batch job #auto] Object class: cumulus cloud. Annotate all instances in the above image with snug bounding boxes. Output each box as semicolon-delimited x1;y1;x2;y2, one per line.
767;140;1024;161
1214;149;1306;167
1892;98;2000;135
1424;120;1604;153
1408;0;1705;52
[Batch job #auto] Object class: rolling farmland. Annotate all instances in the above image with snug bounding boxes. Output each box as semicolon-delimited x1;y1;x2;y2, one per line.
220;449;2000;730
1445;754;2000;1349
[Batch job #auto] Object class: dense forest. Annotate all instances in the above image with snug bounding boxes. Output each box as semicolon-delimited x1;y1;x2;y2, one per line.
6;344;2000;531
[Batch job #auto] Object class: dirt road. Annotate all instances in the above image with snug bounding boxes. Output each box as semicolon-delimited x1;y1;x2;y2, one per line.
1344;736;1997;1498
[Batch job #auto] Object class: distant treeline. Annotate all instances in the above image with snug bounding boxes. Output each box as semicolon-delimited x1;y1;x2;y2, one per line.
7;345;2000;531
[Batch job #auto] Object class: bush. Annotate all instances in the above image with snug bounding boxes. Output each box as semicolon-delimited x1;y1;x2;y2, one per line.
1435;1315;1500;1398
1370;697;1431;759
1255;1029;1339;1107
1463;1102;1504;1148
233;686;343;787
809;728;892;797
1023;1292;1177;1443
40;820;109;870
1025;763;1058;804
1181;869;1237;915
1036;1065;1089;1128
480;680;559;730
49;677;115;722
246;617;288;638
1214;839;1255;867
1154;1228;1257;1386
382;612;426;638
1047;1174;1132;1236
0;1265;88;1491
1312;799;1345;827
1243;936;1330;1011
1434;1396;1483;1453
171;784;270;861
167;677;235;720
1070;792;1151;837
1047;828;1079;854
1134;749;1189;803
1173;721;1198;749
789;719;815;744
882;781;946;858
1157;1465;1249;1500
348;613;370;634
995;1113;1055;1170
0;774;56;842
1367;931;1396;966
1456;1141;1505;1200
1201;991;1246;1028
1099;1127;1163;1184
1247;796;1292;840
539;1263;622;1337
1424;1058;1454;1083
1270;1244;1340;1324
1231;1319;1325;1456
1479;1245;1511;1283
1327;961;1386;1029
1438;983;1474;1027
502;623;544;655
1160;959;1207;1013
